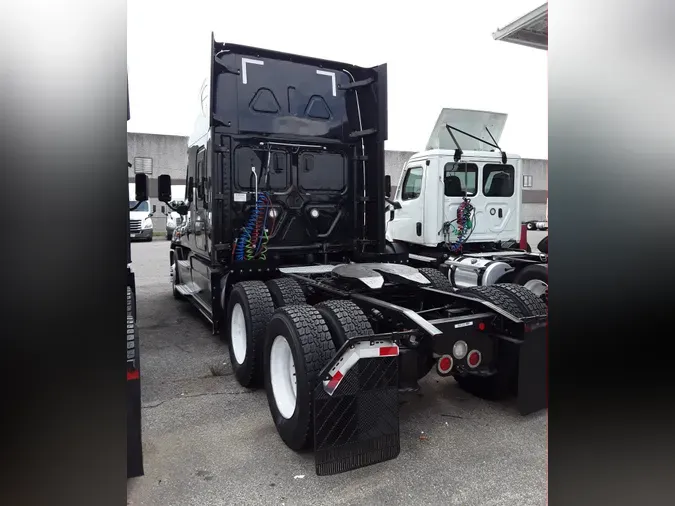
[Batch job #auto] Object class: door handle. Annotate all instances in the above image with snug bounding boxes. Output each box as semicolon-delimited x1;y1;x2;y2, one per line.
498;209;503;219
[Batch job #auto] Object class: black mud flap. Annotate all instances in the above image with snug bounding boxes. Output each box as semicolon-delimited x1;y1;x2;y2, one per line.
516;324;547;415
127;379;144;478
313;340;400;476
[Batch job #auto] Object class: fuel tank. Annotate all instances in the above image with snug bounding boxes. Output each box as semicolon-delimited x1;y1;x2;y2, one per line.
445;255;512;288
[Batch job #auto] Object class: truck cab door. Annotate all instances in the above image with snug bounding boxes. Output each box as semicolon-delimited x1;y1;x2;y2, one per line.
441;159;520;243
442;160;479;241
193;147;209;255
385;163;426;245
480;163;519;239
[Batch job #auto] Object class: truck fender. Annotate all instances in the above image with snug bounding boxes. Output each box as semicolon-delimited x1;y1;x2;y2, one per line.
385;241;408;255
219;272;231;311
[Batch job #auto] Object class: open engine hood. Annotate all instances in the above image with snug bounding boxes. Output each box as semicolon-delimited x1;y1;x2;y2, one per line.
425;108;508;151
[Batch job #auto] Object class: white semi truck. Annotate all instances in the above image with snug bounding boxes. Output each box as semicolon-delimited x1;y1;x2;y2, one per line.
128;183;154;241
385;108;548;302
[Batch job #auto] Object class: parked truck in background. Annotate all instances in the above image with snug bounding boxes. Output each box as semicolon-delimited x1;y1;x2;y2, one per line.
385;108;548;303
156;36;547;476
128;183;154;241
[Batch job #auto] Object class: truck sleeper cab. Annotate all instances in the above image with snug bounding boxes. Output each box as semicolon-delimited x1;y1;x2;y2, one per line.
158;38;547;476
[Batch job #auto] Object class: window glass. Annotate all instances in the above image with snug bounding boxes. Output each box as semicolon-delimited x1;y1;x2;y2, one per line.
483;164;515;197
444;162;478;196
401;166;424;200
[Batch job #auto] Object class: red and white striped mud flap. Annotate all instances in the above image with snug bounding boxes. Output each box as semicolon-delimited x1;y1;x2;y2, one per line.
313;340;400;476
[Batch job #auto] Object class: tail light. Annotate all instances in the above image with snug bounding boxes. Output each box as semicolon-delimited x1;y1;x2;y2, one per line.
467;350;482;368
452;340;468;359
437;355;454;375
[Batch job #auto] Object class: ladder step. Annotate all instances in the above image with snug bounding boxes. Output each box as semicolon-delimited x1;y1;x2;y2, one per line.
176;282;202;296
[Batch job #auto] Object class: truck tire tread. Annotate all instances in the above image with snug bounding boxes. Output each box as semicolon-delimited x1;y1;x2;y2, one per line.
266;277;306;308
315;299;373;349
419;267;453;292
227;281;275;387
127;287;136;321
458;285;525;318
264;305;335;450
493;283;547;317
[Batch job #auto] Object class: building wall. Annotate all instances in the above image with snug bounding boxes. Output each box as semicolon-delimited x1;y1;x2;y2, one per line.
521;158;548;221
127;133;548;232
128;133;188;232
385;150;417;197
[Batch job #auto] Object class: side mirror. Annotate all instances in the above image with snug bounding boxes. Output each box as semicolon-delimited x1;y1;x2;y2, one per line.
134;174;148;202
187;177;194;201
158;174;172;203
384;175;392;198
197;178;205;200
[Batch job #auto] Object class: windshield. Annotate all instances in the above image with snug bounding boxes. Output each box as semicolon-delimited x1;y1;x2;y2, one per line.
129;201;149;212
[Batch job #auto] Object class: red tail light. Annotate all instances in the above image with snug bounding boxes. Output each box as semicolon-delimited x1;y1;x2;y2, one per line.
437;355;454;375
467;350;482;368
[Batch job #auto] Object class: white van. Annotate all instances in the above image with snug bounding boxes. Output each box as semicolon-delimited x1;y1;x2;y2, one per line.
129;183;154;241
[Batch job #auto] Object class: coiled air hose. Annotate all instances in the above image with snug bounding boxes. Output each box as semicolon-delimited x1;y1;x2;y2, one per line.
438;197;475;254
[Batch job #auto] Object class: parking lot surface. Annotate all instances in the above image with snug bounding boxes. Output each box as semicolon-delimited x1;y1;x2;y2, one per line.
127;234;547;506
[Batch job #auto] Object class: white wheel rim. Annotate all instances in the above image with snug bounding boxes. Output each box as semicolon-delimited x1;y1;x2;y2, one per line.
524;279;548;298
270;335;297;419
230;303;247;365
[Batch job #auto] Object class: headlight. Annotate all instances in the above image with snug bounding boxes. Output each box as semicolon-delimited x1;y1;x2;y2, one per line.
142;218;153;229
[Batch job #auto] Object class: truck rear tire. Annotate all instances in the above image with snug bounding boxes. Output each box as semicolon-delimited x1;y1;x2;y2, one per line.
493;283;547;316
315;299;373;349
264;305;335;451
266;278;306;308
227;281;275;387
453;285;533;400
419;267;454;292
127;287;136;321
457;285;527;319
513;264;548;303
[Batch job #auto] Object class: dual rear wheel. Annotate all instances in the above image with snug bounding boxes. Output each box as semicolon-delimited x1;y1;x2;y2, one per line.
225;278;373;450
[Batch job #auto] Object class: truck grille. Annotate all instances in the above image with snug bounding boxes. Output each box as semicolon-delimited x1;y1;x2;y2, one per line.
129;219;142;233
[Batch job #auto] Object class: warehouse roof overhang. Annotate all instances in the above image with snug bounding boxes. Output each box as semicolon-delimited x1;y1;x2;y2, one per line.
493;3;548;50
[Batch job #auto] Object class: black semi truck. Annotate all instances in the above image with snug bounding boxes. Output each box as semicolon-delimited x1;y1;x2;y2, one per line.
127;75;144;479
157;35;547;476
